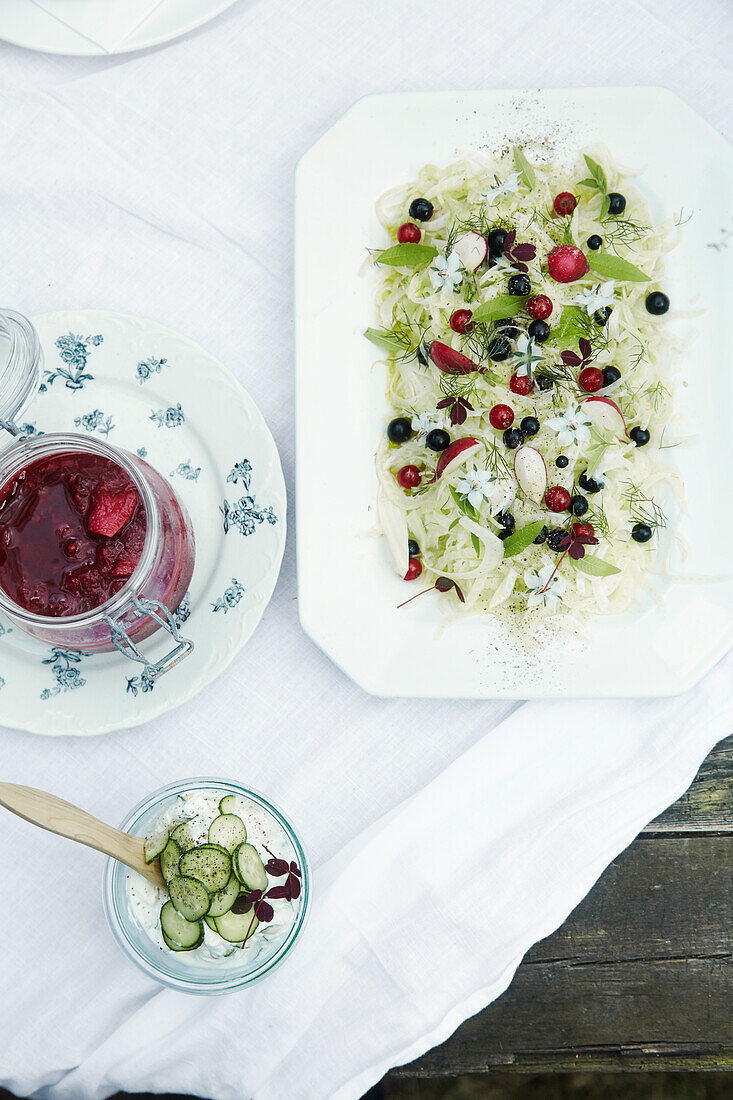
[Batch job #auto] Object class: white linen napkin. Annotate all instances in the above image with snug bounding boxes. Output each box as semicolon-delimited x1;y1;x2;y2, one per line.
29;0;168;52
0;0;730;1098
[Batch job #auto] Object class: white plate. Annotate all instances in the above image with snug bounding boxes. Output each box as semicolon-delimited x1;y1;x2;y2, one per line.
0;0;237;56
296;87;733;699
0;310;286;734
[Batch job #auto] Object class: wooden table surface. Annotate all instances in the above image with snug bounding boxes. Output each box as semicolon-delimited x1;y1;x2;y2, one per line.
393;733;733;1078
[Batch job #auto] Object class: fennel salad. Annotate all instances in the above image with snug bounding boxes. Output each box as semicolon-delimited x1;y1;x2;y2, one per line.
366;147;680;625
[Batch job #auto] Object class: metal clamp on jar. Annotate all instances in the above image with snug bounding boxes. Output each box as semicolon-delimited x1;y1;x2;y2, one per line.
0;309;195;679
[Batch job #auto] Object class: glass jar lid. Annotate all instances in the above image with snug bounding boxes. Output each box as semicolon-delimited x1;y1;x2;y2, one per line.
0;309;43;437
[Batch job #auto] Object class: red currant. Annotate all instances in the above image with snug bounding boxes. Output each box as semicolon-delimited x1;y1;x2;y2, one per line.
553;192;577;216
509;372;535;396
489;403;515;430
572;521;595;539
449;308;473;334
397;223;421;244
579;366;604;393
404;557;423;581
397;464;421;490
526;295;553;321
545;486;571;513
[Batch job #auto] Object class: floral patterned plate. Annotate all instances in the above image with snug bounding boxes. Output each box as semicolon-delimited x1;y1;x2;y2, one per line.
0;310;286;735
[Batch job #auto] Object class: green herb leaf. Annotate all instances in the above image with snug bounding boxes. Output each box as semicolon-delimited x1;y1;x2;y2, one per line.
375;243;438;267
600;194;611;219
471;532;481;557
449;484;480;522
573;555;621;577
502;520;546;559
363;327;408;353
546;305;588;347
471;294;530;324
589;253;650;282
578;177;600;190
583;155;607;194
513;146;536;189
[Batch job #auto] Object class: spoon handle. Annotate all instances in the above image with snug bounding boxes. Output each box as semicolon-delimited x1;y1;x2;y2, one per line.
0;782;164;887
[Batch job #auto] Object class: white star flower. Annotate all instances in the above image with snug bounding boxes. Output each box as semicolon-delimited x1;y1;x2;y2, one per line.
545;403;593;449
571;281;616;316
429;251;463;294
481;171;522;204
455;464;514;513
411;412;441;439
511;333;544;379
524;561;567;609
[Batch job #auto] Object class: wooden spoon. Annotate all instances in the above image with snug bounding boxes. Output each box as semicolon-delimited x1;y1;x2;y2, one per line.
0;782;165;888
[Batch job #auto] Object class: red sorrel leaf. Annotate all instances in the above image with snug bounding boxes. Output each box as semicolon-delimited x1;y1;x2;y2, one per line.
265;857;289;876
287;873;302;900
254;899;274;923
579;338;592;360
502;230;516;252
558;534;572;551
291;863;302;878
513;244;536;261
450;403;467;426
561;351;581;366
265;884;289;899
568;543;585;560
436;397;453;410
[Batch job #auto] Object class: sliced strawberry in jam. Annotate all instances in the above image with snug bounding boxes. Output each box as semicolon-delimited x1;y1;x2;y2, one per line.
87;488;138;538
111;555;139;579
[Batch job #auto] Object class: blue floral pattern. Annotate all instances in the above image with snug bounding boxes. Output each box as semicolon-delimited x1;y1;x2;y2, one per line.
18;423;43;438
43;333;103;391
171;460;201;482
212;578;244;613
137;447;148;458
40;648;88;700
73;409;115;437
150;404;185;429
136;357;169;384
221;458;277;536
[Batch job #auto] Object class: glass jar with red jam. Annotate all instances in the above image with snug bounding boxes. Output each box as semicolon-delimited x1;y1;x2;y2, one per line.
0;309;195;678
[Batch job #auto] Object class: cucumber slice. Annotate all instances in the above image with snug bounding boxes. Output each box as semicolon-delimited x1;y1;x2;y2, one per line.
179;844;232;894
160;900;204;950
208;814;247;852
170;822;196;852
169;874;211;921
159;838;182;883
232;843;268;891
208;873;241;918
218;794;238;814
204;914;218;933
214;907;260;944
144;828;169;864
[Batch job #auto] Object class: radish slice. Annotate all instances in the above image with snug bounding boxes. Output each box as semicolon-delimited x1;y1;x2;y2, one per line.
429;341;482;375
583;396;628;438
377;487;409;577
431;437;481;482
513;446;548;502
453;230;488;273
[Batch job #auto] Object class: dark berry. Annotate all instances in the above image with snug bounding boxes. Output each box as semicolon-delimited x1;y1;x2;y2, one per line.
488;228;507;255
503;427;524;449
527;295;553;320
520;416;539;437
555;455;569;469
645;291;670;315
508;274;531;296
537;373;554;392
578;470;603;494
533;525;548;545
489;404;514;430
602;366;621;387
387;417;412;443
416;344;428;365
408;198;433;221
629;427;650;447
607;192;626;215
528;319;550;343
426;428;450;452
488;336;511;361
450;308;473;334
408;539;420;557
587;234;603;250
632;522;653;543
404;557;423;580
496;511;515;531
594;306;612;327
570;494;588;517
547;527;568;551
553;192;577;216
397;223;421;243
495;318;520;338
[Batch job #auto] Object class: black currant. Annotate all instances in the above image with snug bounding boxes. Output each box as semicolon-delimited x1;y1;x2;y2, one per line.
520;415;540;437
387;417;412;443
508;274;531;296
587;234;602;250
555;455;569;469
594;306;612;326
496;511;515;531
495;318;520;338
488;336;511;362
632;522;653;543
503;427;524;449
578;470;604;494
537;373;554;392
528;319;550;343
416;344;428;365
408;197;433;221
629;427;650;447
645;291;670;315
408;539;420;557
547;527;568;552
607;192;626;215
602;366;621;387
426;428;450;451
533;525;548;545
570;494;589;516
488;228;508;255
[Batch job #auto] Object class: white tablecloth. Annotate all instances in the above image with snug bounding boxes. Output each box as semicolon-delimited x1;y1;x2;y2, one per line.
0;1;731;1098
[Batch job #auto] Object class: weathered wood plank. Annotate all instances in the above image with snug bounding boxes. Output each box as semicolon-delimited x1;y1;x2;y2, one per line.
644;735;733;835
396;833;733;1076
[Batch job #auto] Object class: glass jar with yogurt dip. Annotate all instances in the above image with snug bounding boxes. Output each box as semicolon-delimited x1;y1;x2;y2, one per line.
104;779;311;994
0;309;195;680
